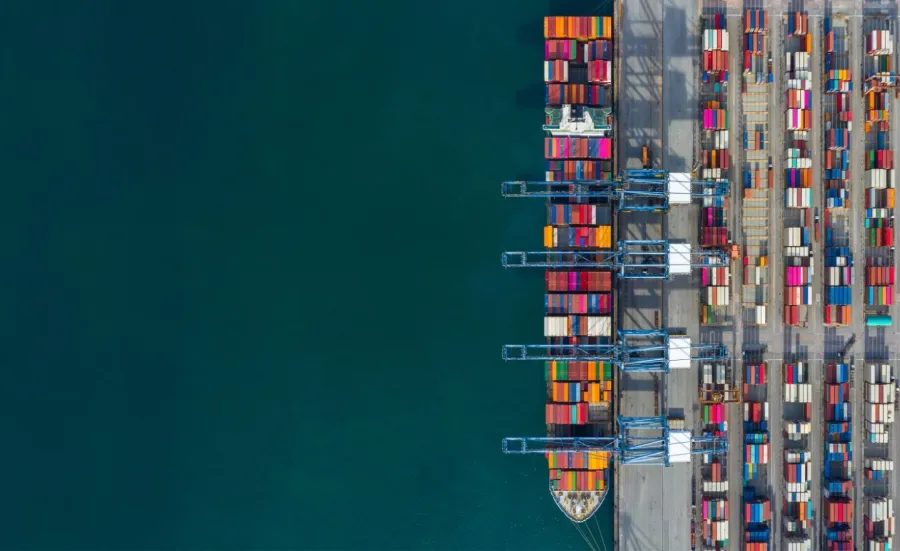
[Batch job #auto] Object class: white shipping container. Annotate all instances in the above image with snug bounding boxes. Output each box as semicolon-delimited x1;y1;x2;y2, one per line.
866;168;897;189
868;421;887;434
750;305;766;325
785;491;812;502
716;363;726;384
785;246;810;257
702;168;722;180
544;316;567;337
716;130;727;149
702;363;713;385
702;480;728;493
868;497;895;521
587;316;611;337
783;538;811;551
784;481;807;493
784;383;812;403
866;458;895;471
703;29;730;51
789;78;812;90
866;363;893;383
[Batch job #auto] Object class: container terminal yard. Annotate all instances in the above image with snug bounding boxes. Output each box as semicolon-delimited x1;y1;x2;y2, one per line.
501;0;900;550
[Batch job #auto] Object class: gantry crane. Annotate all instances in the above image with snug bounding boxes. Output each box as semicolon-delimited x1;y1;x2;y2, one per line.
503;415;727;466
502;239;729;279
501;168;729;212
503;329;728;373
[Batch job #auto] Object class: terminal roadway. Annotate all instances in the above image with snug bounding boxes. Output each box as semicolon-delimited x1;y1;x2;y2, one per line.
615;0;696;550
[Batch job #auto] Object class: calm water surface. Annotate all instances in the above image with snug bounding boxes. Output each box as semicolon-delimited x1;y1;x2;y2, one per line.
0;1;612;548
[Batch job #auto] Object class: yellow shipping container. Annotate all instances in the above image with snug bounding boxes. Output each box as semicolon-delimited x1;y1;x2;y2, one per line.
543;225;553;248
597;226;612;248
888;188;895;208
588;451;609;469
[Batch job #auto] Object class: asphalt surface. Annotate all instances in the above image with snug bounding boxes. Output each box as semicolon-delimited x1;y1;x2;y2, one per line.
615;0;697;549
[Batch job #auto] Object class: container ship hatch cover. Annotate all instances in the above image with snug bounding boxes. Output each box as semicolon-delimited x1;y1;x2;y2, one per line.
542;15;615;526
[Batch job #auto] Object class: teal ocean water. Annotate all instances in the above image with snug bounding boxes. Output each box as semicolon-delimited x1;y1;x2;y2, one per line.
0;1;612;549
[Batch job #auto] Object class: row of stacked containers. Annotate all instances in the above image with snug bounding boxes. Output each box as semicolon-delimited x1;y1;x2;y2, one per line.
864;363;896;550
824;362;853;550
864;29;896;326
699;362;731;549
541;15;615;496
782;362;813;550
783;12;813;328
741;9;773;327
700;13;732;327
823;17;854;327
743;359;772;550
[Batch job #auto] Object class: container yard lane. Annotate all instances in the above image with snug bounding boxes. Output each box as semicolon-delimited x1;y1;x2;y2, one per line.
615;0;665;547
848;12;868;547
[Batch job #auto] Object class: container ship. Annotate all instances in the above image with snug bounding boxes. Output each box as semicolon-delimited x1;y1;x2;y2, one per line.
542;15;614;522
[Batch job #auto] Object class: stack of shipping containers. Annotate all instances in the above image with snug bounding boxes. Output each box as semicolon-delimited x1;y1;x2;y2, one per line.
823;17;854;326
542;15;615;497
864;362;896;550
741;8;772;328
824;363;853;550
700;13;731;327
782;11;813;328
699;362;731;549
863;30;896;327
743;360;771;550
782;362;812;549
